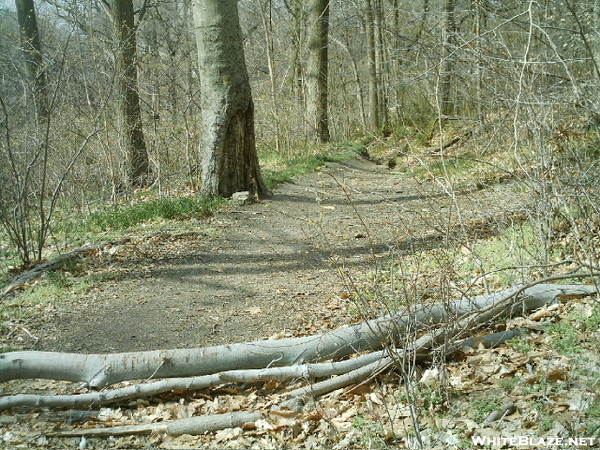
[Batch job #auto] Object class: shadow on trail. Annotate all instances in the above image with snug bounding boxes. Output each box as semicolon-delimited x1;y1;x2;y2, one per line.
125;211;514;284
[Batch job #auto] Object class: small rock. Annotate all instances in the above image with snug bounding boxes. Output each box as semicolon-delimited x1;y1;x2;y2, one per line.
231;191;253;204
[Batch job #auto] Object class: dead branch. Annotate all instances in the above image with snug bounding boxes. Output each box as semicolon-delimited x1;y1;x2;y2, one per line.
0;350;387;411
0;330;523;412
47;411;263;437
1;240;129;298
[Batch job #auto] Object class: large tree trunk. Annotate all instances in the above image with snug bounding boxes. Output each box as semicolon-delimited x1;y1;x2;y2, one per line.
373;0;388;131
193;0;268;198
15;0;48;123
112;0;152;187
306;0;330;143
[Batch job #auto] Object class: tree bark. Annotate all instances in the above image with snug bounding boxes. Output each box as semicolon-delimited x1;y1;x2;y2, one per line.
306;0;330;143
286;0;305;106
258;0;282;152
192;0;268;198
373;0;388;131
331;36;366;128
15;0;49;123
112;0;152;187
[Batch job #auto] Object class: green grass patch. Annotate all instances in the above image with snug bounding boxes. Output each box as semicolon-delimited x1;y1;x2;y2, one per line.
506;336;534;353
545;304;600;355
546;321;583;355
498;376;521;393
421;154;479;179
582;305;600;332
353;220;544;314
259;141;363;189
457;222;549;286
585;397;600;437
352;415;386;449
469;398;501;423
2;274;88;320
87;196;223;232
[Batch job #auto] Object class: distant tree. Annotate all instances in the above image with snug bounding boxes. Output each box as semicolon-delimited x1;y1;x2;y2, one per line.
111;0;152;187
192;0;268;198
306;0;330;143
439;0;457;119
15;0;48;123
363;0;379;131
284;0;305;105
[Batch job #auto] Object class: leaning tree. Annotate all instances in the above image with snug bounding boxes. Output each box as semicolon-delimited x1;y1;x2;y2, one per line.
192;0;268;198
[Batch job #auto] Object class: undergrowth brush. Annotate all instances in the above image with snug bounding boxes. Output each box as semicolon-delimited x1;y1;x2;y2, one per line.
340;120;600;448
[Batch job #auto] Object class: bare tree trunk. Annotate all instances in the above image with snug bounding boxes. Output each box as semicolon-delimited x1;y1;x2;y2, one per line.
15;0;48;123
439;0;457;119
258;0;282;152
364;0;380;131
331;36;366;128
288;0;305;106
474;0;485;128
193;0;268;198
373;0;388;131
112;0;152;187
306;0;330;143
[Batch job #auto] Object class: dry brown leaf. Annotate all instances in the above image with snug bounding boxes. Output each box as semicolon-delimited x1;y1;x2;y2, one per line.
330;418;352;432
547;368;569;382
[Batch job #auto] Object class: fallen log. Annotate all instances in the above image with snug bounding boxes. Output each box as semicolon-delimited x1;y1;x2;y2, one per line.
0;329;525;412
0;283;595;391
1;281;596;444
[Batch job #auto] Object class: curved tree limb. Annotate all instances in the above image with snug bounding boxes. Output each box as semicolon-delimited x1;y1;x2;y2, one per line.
0;329;525;412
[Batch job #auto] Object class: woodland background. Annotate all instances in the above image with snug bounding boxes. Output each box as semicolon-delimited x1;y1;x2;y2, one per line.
1;0;600;269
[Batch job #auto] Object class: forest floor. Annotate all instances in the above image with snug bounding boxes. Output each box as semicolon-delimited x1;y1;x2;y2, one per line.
2;147;600;449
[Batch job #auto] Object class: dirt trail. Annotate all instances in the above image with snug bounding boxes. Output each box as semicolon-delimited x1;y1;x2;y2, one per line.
20;158;525;353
